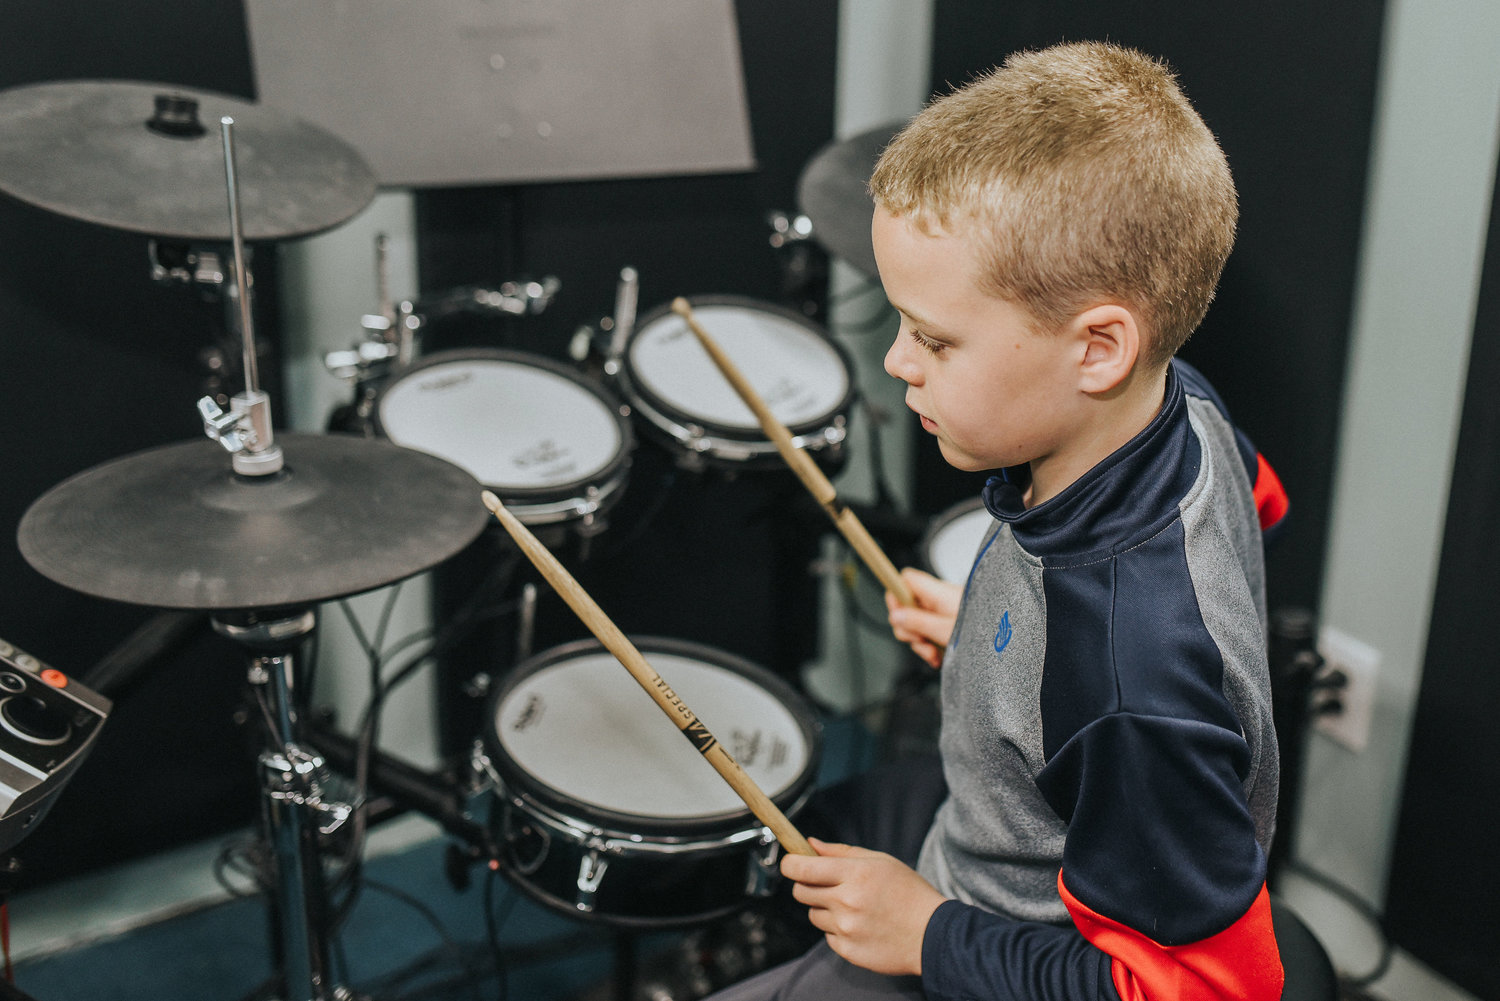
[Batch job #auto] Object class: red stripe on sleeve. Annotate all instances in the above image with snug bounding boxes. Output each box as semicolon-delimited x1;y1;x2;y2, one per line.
1253;453;1289;531
1058;875;1283;1001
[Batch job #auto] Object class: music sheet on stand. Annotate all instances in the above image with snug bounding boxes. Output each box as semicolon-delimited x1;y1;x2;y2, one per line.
246;0;756;187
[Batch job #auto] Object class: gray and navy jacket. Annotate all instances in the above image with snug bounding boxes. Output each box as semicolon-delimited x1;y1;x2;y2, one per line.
917;359;1290;1001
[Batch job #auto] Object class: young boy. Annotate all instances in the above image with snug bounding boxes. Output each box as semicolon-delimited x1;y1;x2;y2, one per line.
708;41;1290;1001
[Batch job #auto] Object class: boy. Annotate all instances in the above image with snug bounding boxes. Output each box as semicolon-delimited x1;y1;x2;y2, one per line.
710;41;1289;1001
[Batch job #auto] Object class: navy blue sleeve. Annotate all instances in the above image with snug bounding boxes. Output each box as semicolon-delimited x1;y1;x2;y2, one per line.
921;900;1119;1001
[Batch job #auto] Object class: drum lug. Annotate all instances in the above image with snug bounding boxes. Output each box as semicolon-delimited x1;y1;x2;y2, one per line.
744;828;783;898
470;740;499;792
575;846;610;913
823;417;847;447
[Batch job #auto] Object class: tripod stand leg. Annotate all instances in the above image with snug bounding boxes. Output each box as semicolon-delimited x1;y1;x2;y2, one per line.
254;650;338;1001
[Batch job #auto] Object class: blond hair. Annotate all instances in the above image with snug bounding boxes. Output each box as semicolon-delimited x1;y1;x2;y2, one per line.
869;41;1236;368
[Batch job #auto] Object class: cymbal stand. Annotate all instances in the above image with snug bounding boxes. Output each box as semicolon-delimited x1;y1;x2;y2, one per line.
323;233;563;395
194;116;284;476
215;609;353;1001
202;119;348;1001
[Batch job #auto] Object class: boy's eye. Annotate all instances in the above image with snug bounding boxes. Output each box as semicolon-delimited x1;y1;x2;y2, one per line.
910;328;946;355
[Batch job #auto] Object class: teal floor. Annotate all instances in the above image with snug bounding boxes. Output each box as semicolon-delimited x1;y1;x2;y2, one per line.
6;714;886;1001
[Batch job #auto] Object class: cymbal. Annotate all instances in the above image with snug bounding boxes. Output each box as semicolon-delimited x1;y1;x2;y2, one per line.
795;122;902;281
17;433;489;611
0;80;377;241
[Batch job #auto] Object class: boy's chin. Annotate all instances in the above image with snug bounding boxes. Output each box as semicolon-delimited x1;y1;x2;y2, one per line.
937;443;996;473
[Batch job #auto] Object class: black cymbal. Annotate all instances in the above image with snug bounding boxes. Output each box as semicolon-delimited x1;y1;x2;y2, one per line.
795;121;902;281
17;434;489;611
0;80;377;241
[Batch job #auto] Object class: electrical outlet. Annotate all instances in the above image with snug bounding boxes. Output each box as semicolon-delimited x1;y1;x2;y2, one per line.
1314;626;1381;752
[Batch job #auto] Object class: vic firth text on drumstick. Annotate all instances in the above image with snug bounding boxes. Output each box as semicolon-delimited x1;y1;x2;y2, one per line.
480;489;816;857
670;297;916;609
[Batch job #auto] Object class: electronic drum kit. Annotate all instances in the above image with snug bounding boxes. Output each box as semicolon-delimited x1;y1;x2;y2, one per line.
0;81;934;1001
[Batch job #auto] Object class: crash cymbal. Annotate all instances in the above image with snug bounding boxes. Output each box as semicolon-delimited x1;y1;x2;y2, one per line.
795;121;902;281
17;433;488;611
0;80;377;241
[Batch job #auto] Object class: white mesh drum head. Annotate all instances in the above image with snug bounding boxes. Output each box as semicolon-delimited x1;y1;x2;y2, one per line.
378;355;623;491
925;503;996;585
494;651;812;820
628;304;849;430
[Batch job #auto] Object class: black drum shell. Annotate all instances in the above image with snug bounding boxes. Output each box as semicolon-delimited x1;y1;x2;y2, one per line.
479;636;822;926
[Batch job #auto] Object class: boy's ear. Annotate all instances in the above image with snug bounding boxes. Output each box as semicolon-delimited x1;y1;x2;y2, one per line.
1074;304;1141;395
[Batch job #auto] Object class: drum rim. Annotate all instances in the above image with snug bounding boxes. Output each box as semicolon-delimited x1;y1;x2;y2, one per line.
617;294;857;444
373;347;635;504
918;495;996;583
482;634;823;836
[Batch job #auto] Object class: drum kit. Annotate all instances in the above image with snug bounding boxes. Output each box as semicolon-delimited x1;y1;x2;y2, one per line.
0;78;882;1001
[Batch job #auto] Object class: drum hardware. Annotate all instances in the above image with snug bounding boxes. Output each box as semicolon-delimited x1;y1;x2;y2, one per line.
14;118;484;1001
325;275;564;387
766;210;814;250
672;298;915;610
473;735;786;920
213;608;343;1000
323;232;564;436
515;581;539;665
189;117;282;475
601;266;641;376
322;233;419;412
765;210;825;316
300;718;495;865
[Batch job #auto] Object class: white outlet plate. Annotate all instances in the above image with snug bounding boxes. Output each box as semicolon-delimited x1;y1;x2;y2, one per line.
1315;626;1381;752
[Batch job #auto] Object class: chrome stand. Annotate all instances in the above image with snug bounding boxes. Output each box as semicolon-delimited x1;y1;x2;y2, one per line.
215;610;352;1001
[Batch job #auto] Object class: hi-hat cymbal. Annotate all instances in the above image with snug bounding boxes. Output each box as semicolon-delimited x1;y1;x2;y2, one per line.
17;434;488;611
795;122;902;281
0;80;377;241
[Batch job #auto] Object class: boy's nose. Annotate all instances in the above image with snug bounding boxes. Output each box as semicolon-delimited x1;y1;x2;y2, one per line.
884;334;919;384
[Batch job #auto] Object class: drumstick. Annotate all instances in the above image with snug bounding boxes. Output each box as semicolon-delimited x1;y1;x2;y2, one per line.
481;490;816;857
671;297;916;609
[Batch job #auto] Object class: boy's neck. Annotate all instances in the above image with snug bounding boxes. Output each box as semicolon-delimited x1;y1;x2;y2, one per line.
1025;363;1170;507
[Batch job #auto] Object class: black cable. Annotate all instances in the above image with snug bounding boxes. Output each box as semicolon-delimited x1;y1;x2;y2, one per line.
211;837;270;898
326;548;527;929
1281;857;1395;988
353;877;485;1001
592;466;681;561
860;397;902;511
483;866;519;1001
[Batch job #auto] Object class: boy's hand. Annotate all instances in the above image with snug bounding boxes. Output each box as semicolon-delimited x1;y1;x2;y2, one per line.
885;568;960;668
782;838;946;977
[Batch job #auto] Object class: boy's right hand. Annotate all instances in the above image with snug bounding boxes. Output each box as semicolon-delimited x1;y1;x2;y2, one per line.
885;567;960;668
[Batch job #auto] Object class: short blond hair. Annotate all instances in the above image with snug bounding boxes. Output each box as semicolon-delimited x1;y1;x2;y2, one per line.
869;42;1236;368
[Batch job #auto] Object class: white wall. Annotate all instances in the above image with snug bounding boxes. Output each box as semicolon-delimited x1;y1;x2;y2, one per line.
800;0;933;711
277;191;444;768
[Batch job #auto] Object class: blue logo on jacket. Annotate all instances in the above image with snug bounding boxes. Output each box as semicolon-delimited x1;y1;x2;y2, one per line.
993;611;1011;654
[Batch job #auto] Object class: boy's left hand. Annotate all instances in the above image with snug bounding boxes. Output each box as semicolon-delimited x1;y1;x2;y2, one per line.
782;837;947;977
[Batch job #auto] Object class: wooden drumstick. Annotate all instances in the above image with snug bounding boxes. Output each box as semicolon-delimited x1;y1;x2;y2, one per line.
671;297;916;608
481;490;816;857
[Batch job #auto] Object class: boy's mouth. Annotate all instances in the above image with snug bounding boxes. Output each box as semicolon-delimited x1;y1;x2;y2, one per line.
918;412;938;433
